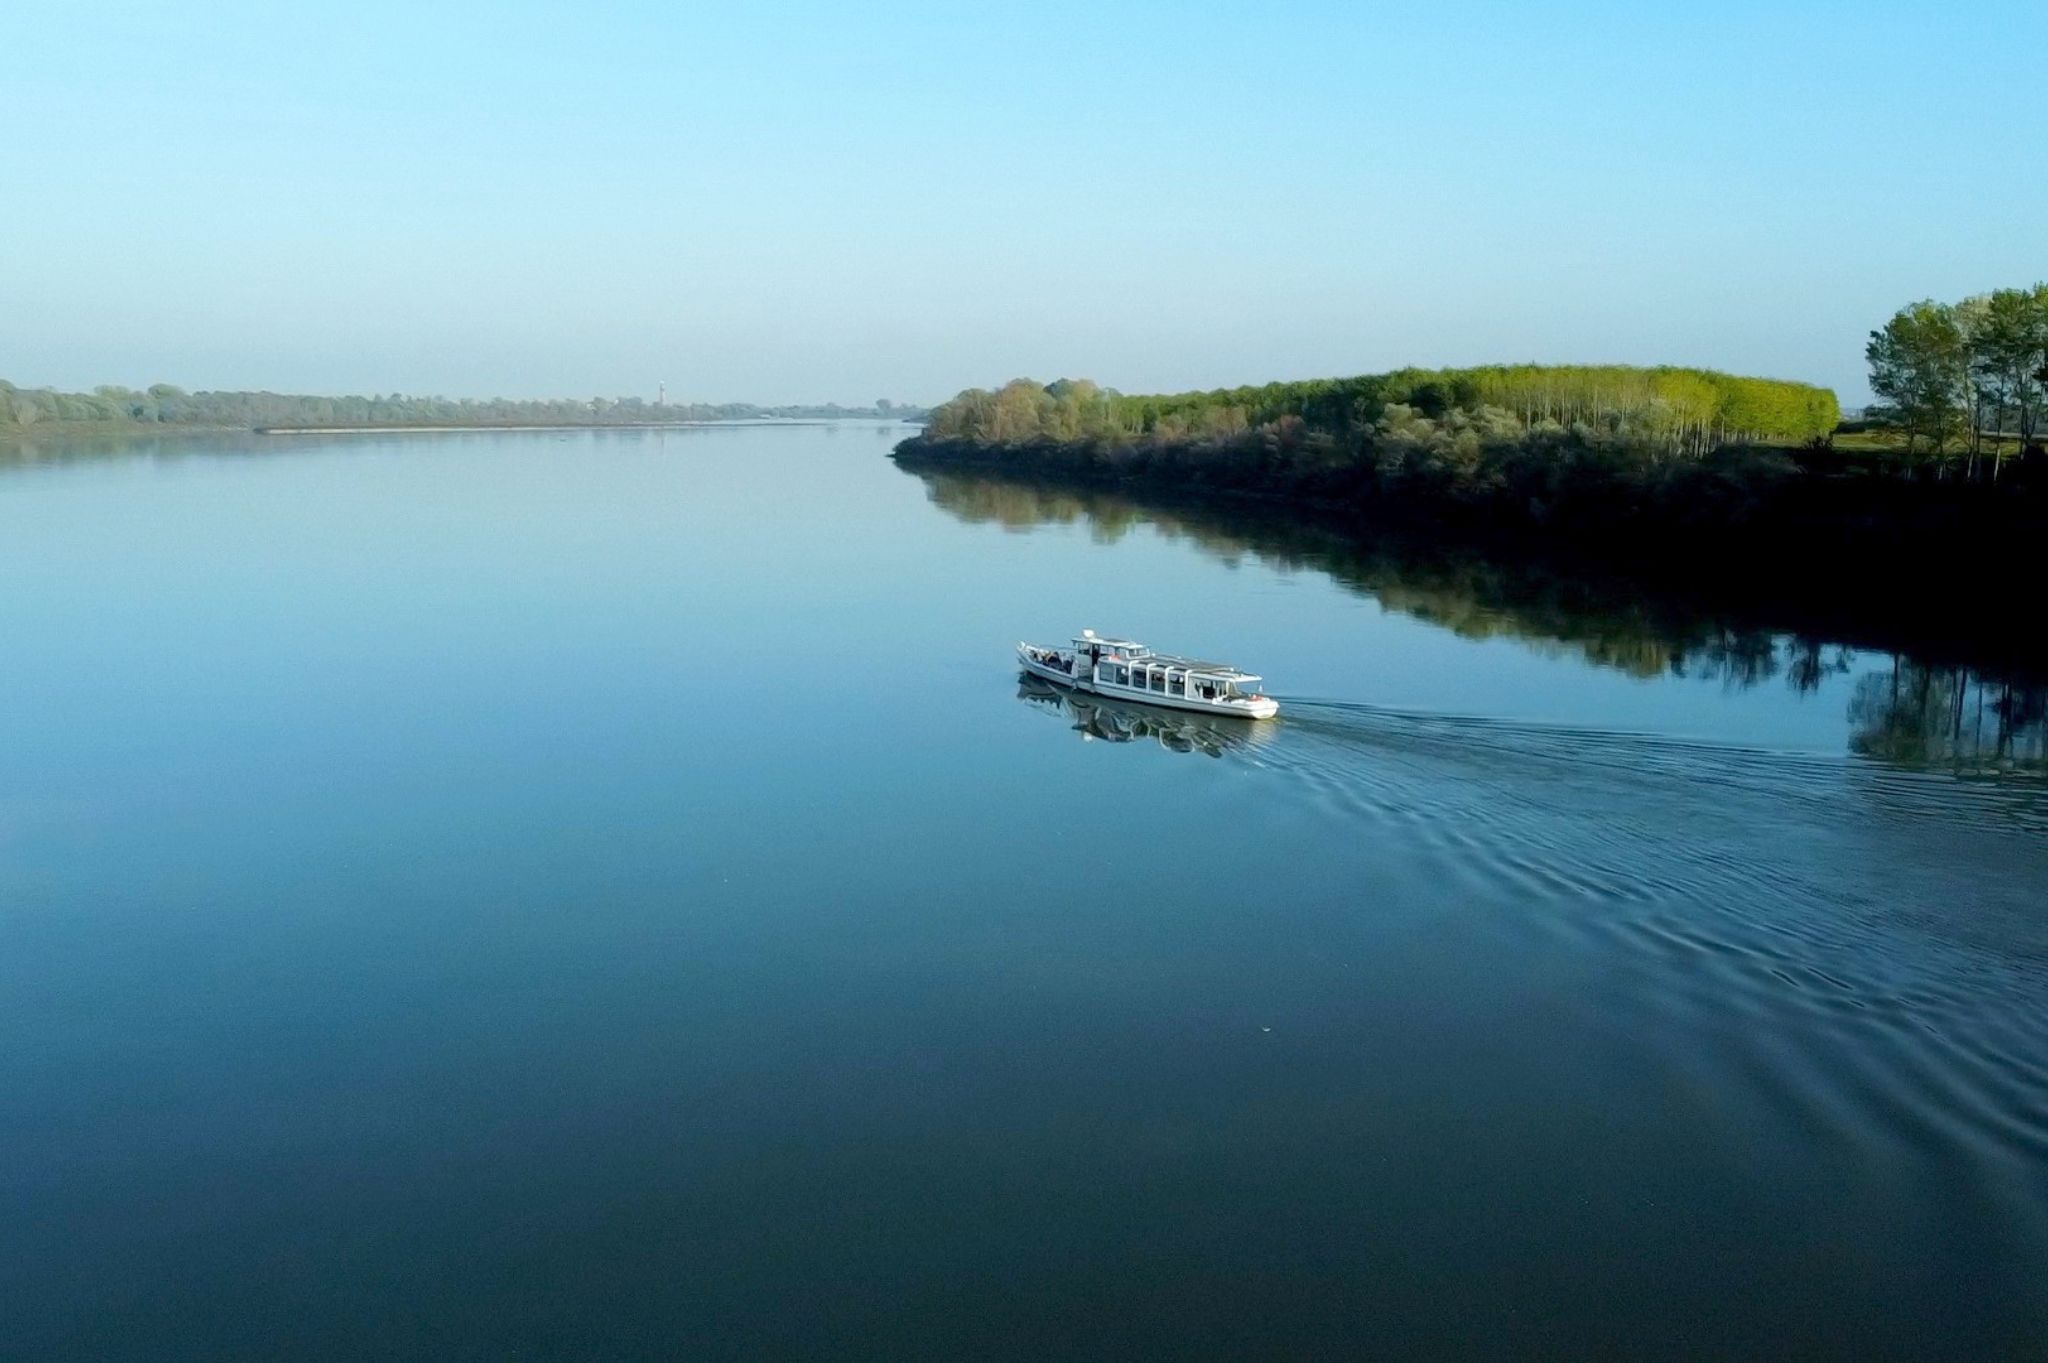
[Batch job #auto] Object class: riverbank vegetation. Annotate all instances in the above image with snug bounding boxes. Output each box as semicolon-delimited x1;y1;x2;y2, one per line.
905;364;1858;539
899;323;2048;593
0;382;923;435
923;364;1839;456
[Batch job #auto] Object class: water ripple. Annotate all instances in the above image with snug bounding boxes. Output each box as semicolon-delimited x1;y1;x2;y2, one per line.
1241;699;2048;1187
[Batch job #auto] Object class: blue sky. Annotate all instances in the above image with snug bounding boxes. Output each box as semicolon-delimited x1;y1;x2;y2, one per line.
3;0;2040;405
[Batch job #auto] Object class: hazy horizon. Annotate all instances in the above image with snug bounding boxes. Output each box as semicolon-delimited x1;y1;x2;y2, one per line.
6;1;2043;408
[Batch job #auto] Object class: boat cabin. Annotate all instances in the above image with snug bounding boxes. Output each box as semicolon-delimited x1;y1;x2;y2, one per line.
1071;630;1263;702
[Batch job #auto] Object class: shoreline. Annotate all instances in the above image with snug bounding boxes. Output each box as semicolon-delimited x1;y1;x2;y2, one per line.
254;418;913;434
1;418;924;444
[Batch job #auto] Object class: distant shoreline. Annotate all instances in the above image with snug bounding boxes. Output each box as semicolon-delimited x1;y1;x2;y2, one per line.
0;418;917;444
255;418;913;434
0;380;929;439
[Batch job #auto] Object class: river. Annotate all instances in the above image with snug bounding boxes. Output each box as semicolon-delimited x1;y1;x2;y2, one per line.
2;424;2043;1359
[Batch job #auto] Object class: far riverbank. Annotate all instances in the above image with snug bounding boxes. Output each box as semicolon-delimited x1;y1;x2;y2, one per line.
254;418;908;434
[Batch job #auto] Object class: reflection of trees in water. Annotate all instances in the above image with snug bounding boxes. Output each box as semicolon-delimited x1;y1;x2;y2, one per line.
1784;636;1857;695
0;431;275;466
921;476;1146;544
922;471;1800;684
1849;662;2048;774
922;470;2047;772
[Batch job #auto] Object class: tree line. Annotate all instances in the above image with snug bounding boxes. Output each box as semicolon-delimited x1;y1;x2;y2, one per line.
0;382;924;433
922;364;1840;457
899;350;2048;604
1865;283;2048;477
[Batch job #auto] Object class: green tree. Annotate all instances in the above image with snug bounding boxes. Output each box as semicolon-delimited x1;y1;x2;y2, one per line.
1867;301;1968;463
1971;285;2048;468
1951;291;2047;476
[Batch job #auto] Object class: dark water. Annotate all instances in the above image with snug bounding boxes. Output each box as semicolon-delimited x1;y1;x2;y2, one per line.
2;426;2043;1360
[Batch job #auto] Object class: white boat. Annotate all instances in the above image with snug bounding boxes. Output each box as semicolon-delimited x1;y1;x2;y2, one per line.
1016;629;1279;719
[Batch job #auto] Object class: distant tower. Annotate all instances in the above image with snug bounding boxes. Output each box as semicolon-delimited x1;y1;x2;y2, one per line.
658;382;666;406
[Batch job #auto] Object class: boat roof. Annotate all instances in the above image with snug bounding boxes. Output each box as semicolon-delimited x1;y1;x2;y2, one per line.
1071;631;1261;681
1144;652;1257;679
1073;638;1261;679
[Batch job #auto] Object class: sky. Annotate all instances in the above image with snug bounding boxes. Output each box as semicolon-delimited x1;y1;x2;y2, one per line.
2;0;2041;407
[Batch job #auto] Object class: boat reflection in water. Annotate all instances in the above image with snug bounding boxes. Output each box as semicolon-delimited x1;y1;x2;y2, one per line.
1016;675;1278;757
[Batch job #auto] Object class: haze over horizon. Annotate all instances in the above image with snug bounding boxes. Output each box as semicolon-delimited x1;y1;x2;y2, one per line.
5;0;2041;408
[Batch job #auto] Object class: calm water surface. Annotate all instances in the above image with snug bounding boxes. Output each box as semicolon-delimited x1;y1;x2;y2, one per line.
2;425;2044;1360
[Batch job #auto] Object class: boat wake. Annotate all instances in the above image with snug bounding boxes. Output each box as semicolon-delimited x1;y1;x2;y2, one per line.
1272;695;2048;833
1024;682;2048;1237
1279;697;2048;1192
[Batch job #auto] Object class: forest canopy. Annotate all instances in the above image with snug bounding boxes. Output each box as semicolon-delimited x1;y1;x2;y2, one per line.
922;365;1841;456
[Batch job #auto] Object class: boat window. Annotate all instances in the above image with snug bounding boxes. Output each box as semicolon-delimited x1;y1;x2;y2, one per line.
1113;665;1128;685
1150;672;1166;691
1168;676;1186;696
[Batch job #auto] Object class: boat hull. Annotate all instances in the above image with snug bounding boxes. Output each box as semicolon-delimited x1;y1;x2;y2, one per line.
1017;649;1278;720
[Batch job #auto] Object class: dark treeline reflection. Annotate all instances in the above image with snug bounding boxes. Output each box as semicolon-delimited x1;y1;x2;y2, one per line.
1850;662;2048;770
0;430;277;466
921;471;2048;776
